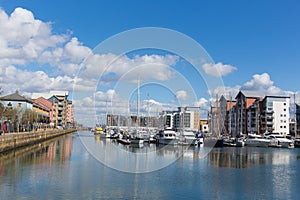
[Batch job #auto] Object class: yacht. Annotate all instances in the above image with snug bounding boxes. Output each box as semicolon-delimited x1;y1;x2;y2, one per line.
178;130;197;146
138;130;156;143
156;130;178;145
245;134;270;147
264;132;294;148
294;138;300;148
94;127;107;138
130;129;144;145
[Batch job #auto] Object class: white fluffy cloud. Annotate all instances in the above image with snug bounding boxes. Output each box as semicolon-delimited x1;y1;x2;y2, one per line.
207;73;288;105
0;7;69;66
242;73;283;95
176;90;188;101
0;7;180;96
1;65;74;94
202;62;237;77
81;53;179;83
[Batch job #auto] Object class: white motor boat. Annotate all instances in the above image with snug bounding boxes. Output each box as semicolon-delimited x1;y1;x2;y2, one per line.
156;130;178;145
264;133;294;148
245;134;270;147
178;131;197;146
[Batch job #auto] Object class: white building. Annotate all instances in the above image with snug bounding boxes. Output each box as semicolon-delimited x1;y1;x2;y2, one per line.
160;107;200;131
261;96;290;135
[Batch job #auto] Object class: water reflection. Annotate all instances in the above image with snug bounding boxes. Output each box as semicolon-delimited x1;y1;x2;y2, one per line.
0;134;73;179
209;147;294;168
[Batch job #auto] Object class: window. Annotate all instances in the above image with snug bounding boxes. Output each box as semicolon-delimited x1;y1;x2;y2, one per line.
284;103;286;106
283;109;286;111
18;103;22;107
284;126;286;128
280;126;283;128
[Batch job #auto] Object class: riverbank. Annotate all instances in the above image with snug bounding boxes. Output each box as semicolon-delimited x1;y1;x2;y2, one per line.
0;128;76;153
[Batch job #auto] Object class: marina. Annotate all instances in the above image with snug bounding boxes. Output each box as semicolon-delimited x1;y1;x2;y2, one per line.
1;131;300;199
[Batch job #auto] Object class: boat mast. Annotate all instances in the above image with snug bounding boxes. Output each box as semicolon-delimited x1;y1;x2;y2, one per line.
216;94;219;137
229;93;232;136
294;93;297;138
240;98;243;135
106;99;108;128
137;78;140;130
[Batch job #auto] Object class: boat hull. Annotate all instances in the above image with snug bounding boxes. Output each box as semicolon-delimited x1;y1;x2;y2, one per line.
157;138;178;145
245;139;270;147
117;138;131;145
131;138;144;144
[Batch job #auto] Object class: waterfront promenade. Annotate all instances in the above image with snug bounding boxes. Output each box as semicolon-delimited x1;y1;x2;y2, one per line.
0;128;76;153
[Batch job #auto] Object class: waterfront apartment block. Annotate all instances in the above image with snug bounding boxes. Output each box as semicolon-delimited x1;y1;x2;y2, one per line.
212;90;291;136
160;107;201;131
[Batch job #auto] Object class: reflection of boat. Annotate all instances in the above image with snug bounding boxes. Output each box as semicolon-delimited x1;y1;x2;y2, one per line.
156;130;178;145
264;133;294;148
204;136;224;148
131;137;144;145
245;134;270;147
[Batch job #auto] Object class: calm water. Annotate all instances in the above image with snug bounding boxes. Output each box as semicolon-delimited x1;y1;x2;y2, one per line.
1;131;300;200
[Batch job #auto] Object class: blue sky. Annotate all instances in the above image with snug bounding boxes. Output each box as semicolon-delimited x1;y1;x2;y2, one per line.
0;0;300;125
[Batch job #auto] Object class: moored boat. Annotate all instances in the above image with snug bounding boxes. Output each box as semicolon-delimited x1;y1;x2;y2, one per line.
245;134;270;147
264;132;294;148
294;138;300;148
178;131;197;146
156;130;178;145
94;127;107;138
117;136;131;145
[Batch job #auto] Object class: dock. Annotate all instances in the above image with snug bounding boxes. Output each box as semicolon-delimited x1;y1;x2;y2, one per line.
0;128;76;153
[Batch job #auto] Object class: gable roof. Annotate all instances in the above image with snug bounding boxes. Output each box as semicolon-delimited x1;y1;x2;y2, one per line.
235;90;264;99
0;92;32;103
34;97;53;110
48;95;59;102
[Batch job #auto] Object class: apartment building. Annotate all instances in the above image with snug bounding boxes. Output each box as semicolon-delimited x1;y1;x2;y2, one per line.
160;107;200;131
214;91;291;136
260;96;290;134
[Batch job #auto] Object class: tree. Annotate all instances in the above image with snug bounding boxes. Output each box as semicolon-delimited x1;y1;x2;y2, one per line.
21;109;38;124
